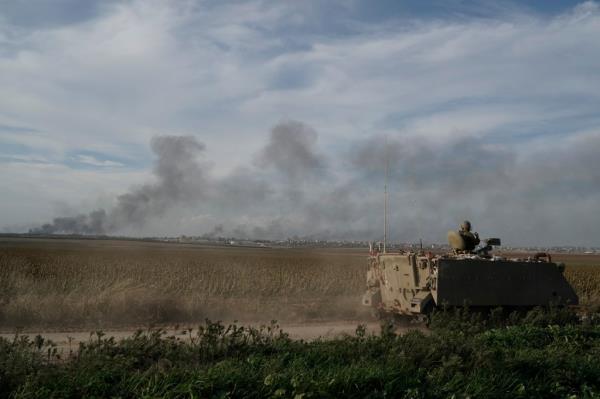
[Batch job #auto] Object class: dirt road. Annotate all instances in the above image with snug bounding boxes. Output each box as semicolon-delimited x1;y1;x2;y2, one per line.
1;321;402;355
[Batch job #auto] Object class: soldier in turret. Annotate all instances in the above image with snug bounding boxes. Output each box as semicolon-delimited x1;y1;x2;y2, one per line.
459;220;480;251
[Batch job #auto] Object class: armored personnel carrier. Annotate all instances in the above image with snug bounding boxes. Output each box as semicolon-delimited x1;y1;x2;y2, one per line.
362;232;578;318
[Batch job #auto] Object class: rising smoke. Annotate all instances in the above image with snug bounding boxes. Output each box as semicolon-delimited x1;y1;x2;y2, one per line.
29;120;600;246
256;120;325;183
31;135;207;234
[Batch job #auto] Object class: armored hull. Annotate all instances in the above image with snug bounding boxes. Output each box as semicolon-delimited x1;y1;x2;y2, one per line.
363;251;578;316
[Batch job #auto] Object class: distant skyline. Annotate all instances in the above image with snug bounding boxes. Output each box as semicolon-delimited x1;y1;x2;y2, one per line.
1;1;600;246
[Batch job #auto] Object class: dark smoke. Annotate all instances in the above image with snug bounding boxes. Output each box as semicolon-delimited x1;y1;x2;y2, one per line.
33;209;108;235
256;120;325;182
201;224;224;238
31;135;206;234
348;135;515;192
29;120;600;246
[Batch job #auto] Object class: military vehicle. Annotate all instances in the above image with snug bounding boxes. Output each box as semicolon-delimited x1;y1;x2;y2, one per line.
362;231;578;319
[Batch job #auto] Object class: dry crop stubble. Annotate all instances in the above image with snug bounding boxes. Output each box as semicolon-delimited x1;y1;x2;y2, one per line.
1;238;599;329
551;254;600;309
0;238;368;329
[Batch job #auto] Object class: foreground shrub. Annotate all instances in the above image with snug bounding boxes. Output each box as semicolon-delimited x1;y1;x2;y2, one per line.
3;309;600;398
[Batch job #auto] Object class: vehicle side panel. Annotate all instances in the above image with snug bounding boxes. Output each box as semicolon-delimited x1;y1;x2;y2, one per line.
436;259;578;306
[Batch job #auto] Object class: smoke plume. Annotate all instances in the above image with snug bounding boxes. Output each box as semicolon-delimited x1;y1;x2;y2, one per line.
28;120;600;246
256;120;325;183
31;135;206;234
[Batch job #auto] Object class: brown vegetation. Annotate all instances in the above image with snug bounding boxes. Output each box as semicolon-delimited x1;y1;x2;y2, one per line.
1;238;599;329
0;238;369;329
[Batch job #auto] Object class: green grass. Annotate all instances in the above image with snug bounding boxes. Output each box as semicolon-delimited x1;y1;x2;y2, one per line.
3;308;600;398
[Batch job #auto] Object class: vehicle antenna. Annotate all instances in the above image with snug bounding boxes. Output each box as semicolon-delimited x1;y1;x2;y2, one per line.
384;137;389;253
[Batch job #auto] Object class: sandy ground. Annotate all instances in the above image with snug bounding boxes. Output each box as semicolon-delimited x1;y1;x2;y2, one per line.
1;320;415;355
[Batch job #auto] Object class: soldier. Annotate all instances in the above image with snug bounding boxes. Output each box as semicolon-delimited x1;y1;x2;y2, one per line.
459;220;480;251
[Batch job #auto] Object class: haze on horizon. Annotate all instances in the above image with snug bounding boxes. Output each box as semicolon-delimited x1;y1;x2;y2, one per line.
1;0;600;247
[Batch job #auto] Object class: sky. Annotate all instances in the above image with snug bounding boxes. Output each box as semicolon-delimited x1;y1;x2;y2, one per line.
1;0;599;246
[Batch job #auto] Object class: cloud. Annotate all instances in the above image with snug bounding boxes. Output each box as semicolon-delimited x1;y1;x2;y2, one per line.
73;154;124;167
0;0;120;29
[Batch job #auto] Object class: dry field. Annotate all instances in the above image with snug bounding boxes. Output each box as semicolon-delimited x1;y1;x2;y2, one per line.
1;237;599;330
555;253;600;308
0;238;370;329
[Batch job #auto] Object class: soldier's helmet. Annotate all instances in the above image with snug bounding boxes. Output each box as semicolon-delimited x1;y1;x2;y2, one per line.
460;220;472;232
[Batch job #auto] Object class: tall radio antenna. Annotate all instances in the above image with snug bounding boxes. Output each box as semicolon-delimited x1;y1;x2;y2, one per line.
383;137;389;253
